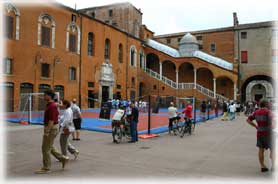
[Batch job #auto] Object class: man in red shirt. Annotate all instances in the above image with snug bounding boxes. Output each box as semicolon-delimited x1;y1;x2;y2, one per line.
35;90;69;174
182;101;193;133
246;99;274;172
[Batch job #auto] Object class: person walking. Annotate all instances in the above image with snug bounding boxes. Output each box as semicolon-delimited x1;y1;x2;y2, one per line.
35;90;69;174
59;100;79;159
229;102;236;121
200;101;207;122
129;101;139;143
71;99;82;141
168;102;178;134
221;101;229;121
246;99;274;172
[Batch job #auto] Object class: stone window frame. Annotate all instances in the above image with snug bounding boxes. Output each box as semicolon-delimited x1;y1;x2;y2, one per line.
38;13;56;48
130;45;137;67
139;49;145;69
4;3;20;40
66;22;81;54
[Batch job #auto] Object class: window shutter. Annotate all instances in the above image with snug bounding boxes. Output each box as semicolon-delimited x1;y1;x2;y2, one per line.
6;16;14;39
69;34;77;52
42;26;51;47
241;51;248;63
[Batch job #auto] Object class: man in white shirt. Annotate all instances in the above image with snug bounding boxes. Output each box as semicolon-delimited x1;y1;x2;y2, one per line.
112;106;125;143
71;99;82;141
229;102;236;121
168;102;178;133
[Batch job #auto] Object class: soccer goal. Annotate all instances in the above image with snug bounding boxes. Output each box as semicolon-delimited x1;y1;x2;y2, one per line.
18;92;60;123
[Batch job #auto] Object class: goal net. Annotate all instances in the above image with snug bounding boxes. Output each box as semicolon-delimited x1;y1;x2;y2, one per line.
18;92;60;124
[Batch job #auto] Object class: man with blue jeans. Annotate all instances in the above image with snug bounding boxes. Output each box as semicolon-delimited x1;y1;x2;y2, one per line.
129;102;139;143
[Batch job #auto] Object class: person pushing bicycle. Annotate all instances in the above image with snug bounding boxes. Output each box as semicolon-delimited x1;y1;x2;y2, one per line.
182;101;193;132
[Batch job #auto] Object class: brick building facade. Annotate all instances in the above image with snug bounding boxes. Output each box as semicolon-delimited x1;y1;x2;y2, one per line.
2;2;273;112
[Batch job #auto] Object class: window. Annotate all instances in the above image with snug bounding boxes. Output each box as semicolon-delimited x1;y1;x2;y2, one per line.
131;49;135;66
104;39;110;60
38;14;55;48
241;32;247;39
91;12;95;18
5;16;14;39
199;45;203;50
153;85;157;90
72;14;76;22
69;67;76;80
210;43;216;53
3;58;12;75
109;9;113;17
41;63;50;78
118;44;123;63
132;77;135;86
117;85;121;89
69;34;77;52
88;82;94;88
66;22;80;54
4;3;20;40
41;26;51;47
241;51;248;63
88;32;94;56
140;52;144;68
130;46;137;67
166;38;171;44
177;38;181;42
196;36;203;41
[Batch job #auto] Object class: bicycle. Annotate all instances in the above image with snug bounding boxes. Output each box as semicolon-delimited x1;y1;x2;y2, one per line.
169;115;182;136
179;118;195;138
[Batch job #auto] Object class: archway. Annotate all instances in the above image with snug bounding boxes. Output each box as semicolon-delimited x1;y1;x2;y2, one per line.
216;77;234;99
241;75;274;102
179;62;194;83
197;68;213;90
146;53;159;73
162;60;176;81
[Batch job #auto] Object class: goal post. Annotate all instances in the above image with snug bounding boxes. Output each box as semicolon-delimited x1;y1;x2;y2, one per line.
19;92;60;124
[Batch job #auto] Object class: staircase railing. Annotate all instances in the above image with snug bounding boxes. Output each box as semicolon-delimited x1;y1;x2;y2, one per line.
143;68;229;101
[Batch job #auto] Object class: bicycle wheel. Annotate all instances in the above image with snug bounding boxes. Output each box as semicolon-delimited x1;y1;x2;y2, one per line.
113;127;122;144
191;121;196;133
179;125;185;138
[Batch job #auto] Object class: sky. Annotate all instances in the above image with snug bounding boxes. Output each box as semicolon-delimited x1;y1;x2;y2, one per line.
51;0;278;35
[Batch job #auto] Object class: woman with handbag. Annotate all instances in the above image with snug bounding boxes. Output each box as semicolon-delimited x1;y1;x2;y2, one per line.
59;100;79;160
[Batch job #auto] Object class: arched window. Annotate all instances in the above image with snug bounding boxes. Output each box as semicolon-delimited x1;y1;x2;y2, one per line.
130;45;137;67
38;13;56;48
88;32;94;56
118;43;123;63
66;22;80;54
4;3;20;40
139;50;145;69
69;67;76;80
104;38;110;60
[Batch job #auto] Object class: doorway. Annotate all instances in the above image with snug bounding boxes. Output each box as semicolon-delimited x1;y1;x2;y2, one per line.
88;90;95;108
102;86;109;103
255;94;263;103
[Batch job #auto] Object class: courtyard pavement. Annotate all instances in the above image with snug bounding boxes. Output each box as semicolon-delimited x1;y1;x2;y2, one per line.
3;114;277;183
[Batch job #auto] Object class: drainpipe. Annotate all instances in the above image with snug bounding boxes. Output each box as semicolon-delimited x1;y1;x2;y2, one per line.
78;14;82;109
